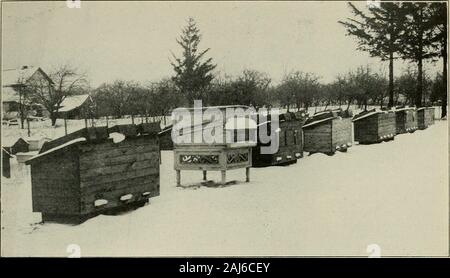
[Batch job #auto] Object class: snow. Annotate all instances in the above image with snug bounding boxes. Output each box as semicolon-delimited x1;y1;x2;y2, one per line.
302;116;336;128
94;199;108;207
109;132;126;143
1;114;448;257
58;95;90;112
352;110;387;122
26;138;86;163
119;194;133;201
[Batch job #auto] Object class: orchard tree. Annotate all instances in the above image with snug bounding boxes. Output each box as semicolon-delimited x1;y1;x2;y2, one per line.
277;71;320;111
93;80;133;118
171;18;216;104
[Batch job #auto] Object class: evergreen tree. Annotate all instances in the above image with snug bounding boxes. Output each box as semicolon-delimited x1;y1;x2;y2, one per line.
399;2;438;107
339;2;405;108
429;2;447;118
171;18;216;104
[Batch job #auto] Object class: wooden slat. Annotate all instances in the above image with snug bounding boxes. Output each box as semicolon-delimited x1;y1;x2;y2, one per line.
80;167;159;187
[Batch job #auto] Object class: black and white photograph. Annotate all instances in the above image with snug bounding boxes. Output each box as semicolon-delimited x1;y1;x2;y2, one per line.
0;0;448;260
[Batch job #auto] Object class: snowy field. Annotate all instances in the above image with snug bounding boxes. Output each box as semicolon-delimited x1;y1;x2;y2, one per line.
1;116;448;257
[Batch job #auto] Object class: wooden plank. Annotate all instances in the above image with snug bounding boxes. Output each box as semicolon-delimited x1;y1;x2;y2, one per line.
80;174;158;196
80;144;158;162
79;151;158;170
80;184;157;215
80;167;159;187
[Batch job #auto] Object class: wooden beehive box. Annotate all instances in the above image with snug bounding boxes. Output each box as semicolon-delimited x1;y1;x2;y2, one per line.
395;107;418;134
172;105;256;186
353;109;396;144
25;123;160;224
302;110;352;154
417;107;435;130
2;148;12;178
4;137;30;155
158;125;174;150
252;111;307;167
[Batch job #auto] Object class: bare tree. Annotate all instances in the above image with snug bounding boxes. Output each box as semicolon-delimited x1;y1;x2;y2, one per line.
26;65;88;126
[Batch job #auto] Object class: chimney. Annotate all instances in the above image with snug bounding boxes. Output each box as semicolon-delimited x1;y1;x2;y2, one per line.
21;65;28;70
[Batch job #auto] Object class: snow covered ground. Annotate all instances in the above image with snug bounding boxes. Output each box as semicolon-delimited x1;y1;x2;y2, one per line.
1;119;448;257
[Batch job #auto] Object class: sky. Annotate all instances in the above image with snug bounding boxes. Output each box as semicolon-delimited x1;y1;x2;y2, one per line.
2;1;441;87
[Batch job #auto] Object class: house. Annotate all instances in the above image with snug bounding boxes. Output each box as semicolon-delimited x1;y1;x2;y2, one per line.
2;66;53;117
56;94;93;119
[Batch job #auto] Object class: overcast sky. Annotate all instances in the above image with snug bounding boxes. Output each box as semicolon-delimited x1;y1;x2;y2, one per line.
2;1;441;87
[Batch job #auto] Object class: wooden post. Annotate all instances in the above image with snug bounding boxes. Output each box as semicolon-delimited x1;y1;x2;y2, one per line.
176;170;181;186
131;114;135;125
64;118;68;135
203;170;207;181
246;167;250;182
106;116;109;128
221;170;226;185
84;118;88;129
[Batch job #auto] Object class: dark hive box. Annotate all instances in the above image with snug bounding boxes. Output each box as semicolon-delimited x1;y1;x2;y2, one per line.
252;111;307;166
302;110;352;154
26;123;160;224
353;110;396;144
417;107;435;130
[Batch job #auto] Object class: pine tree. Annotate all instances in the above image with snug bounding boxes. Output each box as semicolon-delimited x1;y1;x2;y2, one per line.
171;18;216;104
399;2;438;107
429;2;447;118
339;2;405;108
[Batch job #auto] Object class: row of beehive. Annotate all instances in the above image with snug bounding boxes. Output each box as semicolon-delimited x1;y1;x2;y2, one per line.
161;106;435;165
11;106;435;224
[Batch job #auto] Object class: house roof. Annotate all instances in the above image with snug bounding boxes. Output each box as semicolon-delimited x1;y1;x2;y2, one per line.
2;66;53;86
2;86;20;102
58;94;91;112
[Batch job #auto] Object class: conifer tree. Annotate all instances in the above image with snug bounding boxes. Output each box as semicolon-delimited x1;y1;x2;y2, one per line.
339;2;405;108
171;18;216;104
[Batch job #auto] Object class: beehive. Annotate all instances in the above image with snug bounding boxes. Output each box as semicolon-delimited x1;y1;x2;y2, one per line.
302;110;352;154
25;123;160;224
172;105;256;186
417;107;435;130
395;108;418;134
252;111;307;166
353;109;396;144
